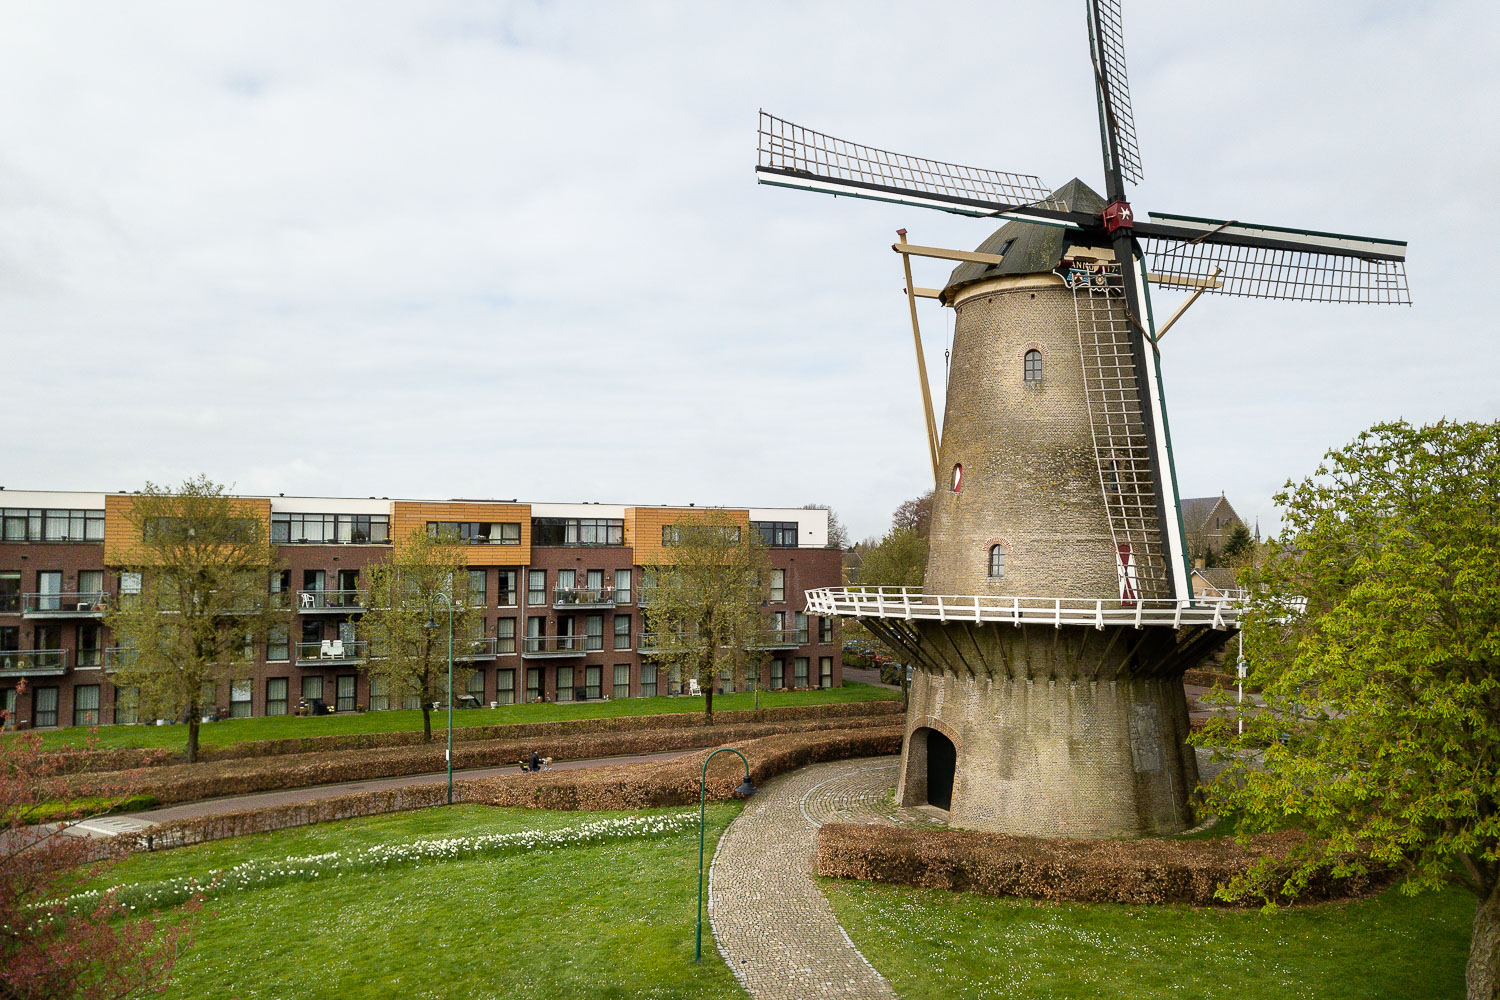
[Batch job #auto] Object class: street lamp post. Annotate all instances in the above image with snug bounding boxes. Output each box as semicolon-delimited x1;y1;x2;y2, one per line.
695;747;756;963
425;592;455;804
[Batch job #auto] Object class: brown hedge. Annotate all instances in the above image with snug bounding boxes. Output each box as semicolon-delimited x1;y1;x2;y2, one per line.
71;715;900;805
47;698;902;772
132;726;903;851
815;823;1391;907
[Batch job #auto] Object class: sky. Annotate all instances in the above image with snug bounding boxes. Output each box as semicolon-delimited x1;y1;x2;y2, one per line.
2;1;1496;543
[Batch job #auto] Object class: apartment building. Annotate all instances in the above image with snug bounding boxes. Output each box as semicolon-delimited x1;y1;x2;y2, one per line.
0;491;843;730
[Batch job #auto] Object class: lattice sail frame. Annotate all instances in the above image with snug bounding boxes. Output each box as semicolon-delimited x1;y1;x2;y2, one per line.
757;111;1057;213
1086;0;1143;185
1142;236;1411;305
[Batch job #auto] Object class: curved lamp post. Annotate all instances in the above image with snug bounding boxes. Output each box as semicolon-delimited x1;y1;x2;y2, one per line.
424;591;455;804
695;747;756;962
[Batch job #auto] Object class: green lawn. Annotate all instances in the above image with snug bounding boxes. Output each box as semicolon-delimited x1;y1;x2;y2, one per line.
27;682;897;752
94;803;746;999
823;878;1472;1000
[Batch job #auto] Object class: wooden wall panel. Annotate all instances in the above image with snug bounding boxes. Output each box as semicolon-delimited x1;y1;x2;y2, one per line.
104;495;271;565
390;501;531;565
626;507;749;564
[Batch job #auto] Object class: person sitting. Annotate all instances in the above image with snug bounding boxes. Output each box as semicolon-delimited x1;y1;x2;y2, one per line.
528;750;540;773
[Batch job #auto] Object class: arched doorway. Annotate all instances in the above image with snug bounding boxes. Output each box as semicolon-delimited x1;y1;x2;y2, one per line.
924;728;956;810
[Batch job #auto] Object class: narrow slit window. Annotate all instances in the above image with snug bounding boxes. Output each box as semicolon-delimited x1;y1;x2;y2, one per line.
989;545;1006;578
951;464;963;493
1024;349;1043;382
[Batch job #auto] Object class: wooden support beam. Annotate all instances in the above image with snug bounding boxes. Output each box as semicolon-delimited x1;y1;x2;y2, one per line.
893;242;1005;266
1156;267;1223;342
1148;271;1224;290
896;230;942;486
903;286;944;299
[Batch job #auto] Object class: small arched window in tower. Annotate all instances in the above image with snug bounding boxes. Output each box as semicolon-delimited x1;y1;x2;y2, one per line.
988;544;1006;579
950;464;963;493
1024;349;1043;383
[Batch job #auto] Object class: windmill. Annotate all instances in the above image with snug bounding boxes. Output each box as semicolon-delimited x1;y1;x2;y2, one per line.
762;1;1409;837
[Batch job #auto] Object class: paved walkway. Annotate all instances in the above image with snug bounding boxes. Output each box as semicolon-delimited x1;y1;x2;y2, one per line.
709;756;936;1000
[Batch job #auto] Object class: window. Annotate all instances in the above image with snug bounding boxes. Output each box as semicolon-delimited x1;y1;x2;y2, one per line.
77;570;104;604
497;570;517;606
37;572;62;612
771;658;784;689
753;521;798;547
267;678;289;716
77;624;101;667
526;616;545;652
557;666;574;702
466;569;487;607
33;687;58;728
0;573;18;613
585;665;602;700
989;544;1006;578
427;521;521;545
663;524;740;545
819;657;833;689
531;518;623;546
997;238;1017;256
951;464;963;492
614;664;631;700
614;569;631;604
613;615;631;650
73;685;100;726
402;693;422;710
496;669;515;706
496;618;516;654
584;615;604;651
467;669;486;703
794;612;809;644
527;570;546;605
267;627;290;662
1024;349;1043;382
794;658;809;689
640;664;657;698
769;569;785;603
367;676;387;712
526;667;542;703
114;685;139;725
1;508;103;543
301;676;323;703
272;513;390;544
819;617;832;644
230;680;252;718
556;569;576;594
336;675;356;712
0;626;16;652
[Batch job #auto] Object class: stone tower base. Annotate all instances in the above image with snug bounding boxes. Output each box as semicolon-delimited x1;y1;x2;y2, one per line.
891;621;1211;838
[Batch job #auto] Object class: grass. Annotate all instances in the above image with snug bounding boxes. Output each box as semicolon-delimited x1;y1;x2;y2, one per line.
95;803;746;999
823;877;1472;1000
21;793;159;824
23;682;897;752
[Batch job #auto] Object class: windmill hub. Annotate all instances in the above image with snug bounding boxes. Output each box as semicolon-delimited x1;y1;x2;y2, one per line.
756;1;1408;839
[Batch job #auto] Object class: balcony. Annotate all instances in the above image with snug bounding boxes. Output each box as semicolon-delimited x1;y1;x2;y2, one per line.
23;592;107;618
754;629;801;650
103;647;138;671
296;590;365;613
637;632;667;653
295;640;368;665
521;635;586;658
457;637;498;661
0;649;68;676
552;586;615;610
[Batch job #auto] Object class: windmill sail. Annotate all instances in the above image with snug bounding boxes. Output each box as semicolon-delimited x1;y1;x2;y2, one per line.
756;112;1059;218
1086;0;1142;184
1138;213;1410;305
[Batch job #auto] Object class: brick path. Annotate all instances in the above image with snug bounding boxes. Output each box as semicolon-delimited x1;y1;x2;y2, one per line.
708;756;936;1000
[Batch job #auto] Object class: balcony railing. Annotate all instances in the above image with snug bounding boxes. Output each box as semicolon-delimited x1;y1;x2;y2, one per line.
552;586;615;609
0;649;68;675
296;590;365;612
754;628;801;649
804;586;1243;630
295;639;368;664
103;647;138;670
22;592;107;617
458;637;499;660
521;635;586;657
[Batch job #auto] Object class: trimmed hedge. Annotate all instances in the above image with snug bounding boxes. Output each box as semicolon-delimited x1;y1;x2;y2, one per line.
71;715;900;806
45;699;902;772
131;726;904;851
815;823;1391;907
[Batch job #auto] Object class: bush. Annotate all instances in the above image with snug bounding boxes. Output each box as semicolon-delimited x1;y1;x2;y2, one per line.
815;824;1391;907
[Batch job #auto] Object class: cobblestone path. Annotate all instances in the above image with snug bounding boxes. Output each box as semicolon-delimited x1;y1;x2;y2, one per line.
708;756;939;1000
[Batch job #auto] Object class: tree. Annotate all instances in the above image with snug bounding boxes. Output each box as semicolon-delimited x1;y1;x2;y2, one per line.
1220;521;1254;564
855;526;929;705
356;528;480;743
890;491;934;538
106;477;288;763
642;513;771;723
1192;420;1500;1000
1;725;195;999
802;503;849;550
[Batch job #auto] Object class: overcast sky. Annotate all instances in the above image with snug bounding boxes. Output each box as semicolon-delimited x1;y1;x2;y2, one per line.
3;2;1495;542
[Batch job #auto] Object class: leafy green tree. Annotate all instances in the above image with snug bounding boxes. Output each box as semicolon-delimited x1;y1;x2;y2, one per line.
1193;420;1500;1000
106;477;288;762
642;513;770;723
356;528;480;743
856;525;929;704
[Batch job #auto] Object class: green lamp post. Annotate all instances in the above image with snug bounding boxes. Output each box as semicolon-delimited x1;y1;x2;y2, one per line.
425;591;455;804
695;747;756;962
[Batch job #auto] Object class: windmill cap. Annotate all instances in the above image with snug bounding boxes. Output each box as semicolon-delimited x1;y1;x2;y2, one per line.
940;178;1107;305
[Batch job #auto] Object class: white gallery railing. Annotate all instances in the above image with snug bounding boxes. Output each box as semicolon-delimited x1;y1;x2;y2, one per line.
804;586;1242;630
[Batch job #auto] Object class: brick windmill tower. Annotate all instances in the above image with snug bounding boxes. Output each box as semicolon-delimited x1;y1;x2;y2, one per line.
760;1;1409;836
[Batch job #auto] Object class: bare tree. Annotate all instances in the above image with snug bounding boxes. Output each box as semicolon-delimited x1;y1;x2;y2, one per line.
802;503;849;549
